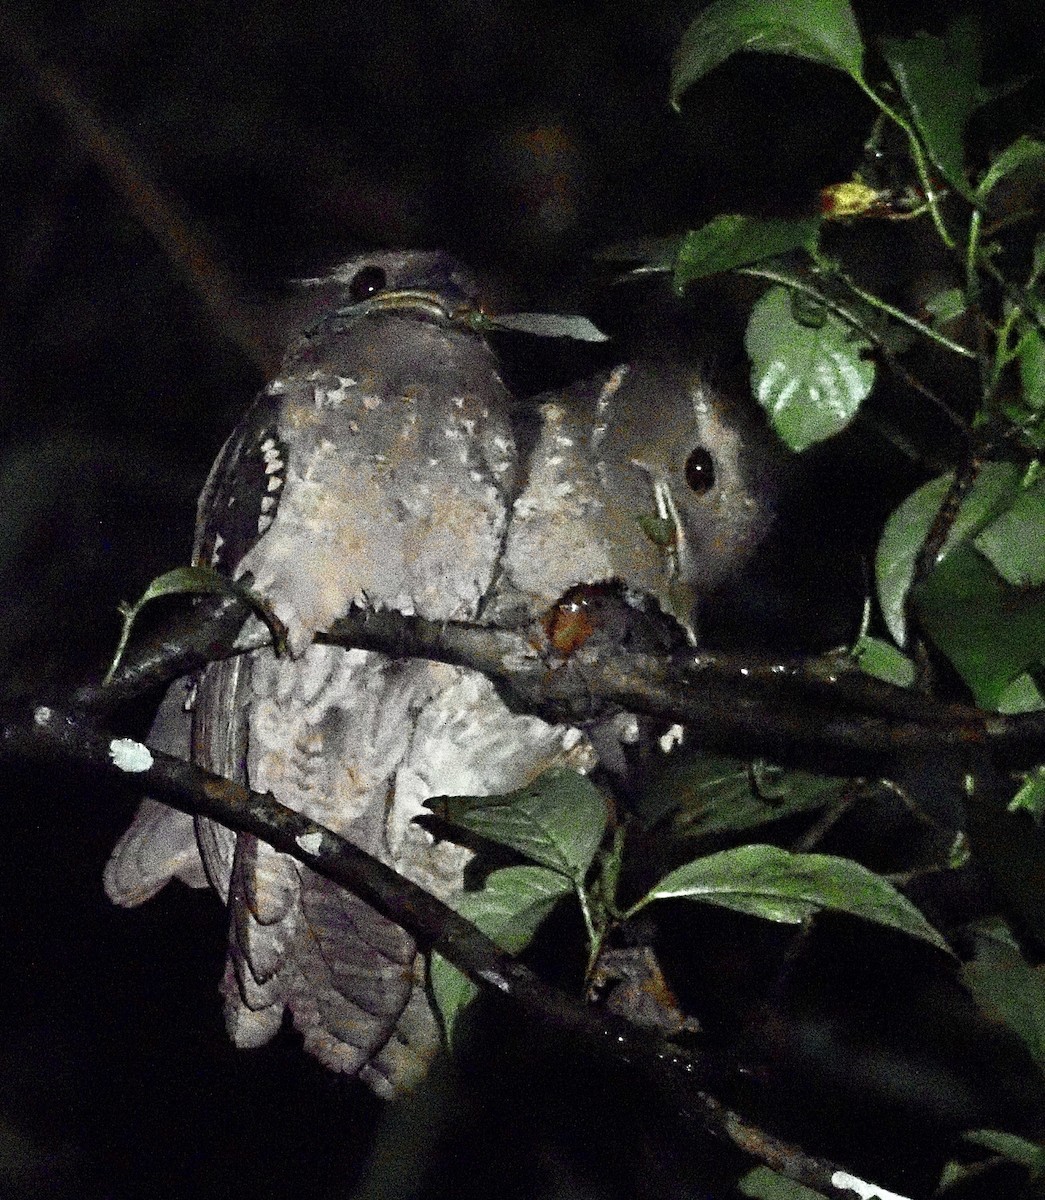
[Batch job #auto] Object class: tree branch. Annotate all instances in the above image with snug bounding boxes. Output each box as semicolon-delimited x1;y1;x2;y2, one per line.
84;598;1045;779
73;593;253;713
0;700;909;1200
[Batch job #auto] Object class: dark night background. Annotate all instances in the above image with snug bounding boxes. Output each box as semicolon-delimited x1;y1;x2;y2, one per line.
1;2;1043;1197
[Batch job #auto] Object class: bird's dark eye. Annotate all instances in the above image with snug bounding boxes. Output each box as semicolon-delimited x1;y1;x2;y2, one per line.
349;265;388;303
684;446;715;494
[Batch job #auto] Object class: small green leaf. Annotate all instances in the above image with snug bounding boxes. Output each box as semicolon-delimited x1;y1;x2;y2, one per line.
995;673;1045;715
430;865;572;1044
745;286;874;451
916;544;1045;708
138;566;247;604
1010;769;1045;823
637;514;677;547
963;1130;1045;1177
977;135;1045;202
974;476;1045;587
881;18;982;200
738;1166;827;1200
852;635;916;688
671;0;865;109
875;462;1022;646
922;286;967;328
1018;327;1045;410
673;215;821;288
937;1159;975;1191
425;768;608;880
635;844;952;953
105;565;286;684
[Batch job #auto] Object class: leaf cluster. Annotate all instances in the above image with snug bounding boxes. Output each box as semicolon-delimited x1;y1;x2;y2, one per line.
421;3;1045;1194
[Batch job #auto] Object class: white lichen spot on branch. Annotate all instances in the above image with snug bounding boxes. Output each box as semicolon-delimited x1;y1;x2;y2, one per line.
108;737;154;773
832;1170;912;1200
295;831;324;854
477;967;511;993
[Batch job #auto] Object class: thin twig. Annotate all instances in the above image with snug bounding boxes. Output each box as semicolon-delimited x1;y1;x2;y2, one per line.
72;593;256;713
737;265;970;438
903;452;985;662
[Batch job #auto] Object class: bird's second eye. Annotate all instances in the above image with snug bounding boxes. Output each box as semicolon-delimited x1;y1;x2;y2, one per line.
349;265;388;302
683;446;715;493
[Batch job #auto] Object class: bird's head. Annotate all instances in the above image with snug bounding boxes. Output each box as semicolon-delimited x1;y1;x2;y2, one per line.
300;251;484;327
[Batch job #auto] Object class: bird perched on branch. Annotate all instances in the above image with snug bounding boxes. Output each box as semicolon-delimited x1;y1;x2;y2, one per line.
105;250;779;1094
491;354;780;639
106;251;602;1094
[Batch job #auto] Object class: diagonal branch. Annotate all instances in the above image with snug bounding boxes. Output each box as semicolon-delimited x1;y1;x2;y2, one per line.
0;700;906;1200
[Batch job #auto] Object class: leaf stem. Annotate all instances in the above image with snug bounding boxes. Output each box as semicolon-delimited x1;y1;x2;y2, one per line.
853;76;956;250
737;265;968;434
812;259;976;360
576;881;599;955
103;602;140;686
577;882;614;982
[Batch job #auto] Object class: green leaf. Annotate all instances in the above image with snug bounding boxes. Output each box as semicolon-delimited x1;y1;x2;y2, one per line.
636;752;838;837
963;1130;1045;1177
962;920;1045;1072
1019;328;1045;411
738;1166;827;1200
673;216;822;288
922;286;967;328
1010;768;1045;821
974;475;1045;586
671;0;865;109
745;285;874;451
938;1157;989;1192
875;462;1022;646
996;673;1045;715
430;865;572;1044
852;635;916;688
977;135;1045;202
425;768;608;880
881;18;982;200
916;543;1045;708
105;565;286;684
637;514;678;547
634;844;952;953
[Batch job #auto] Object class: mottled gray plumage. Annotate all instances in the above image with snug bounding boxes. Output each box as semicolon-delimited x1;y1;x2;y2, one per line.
107;252;593;1094
491;355;779;636
105;257;779;1095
